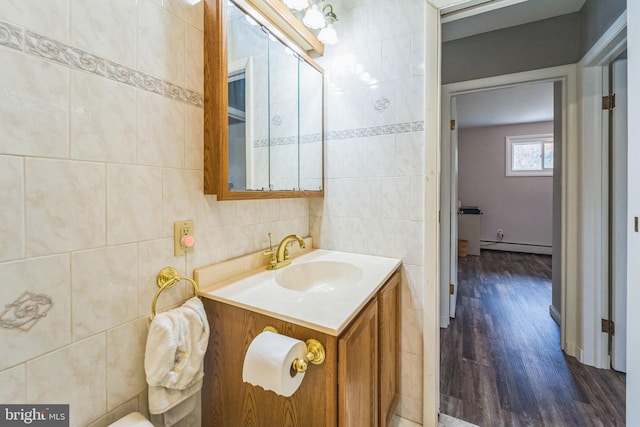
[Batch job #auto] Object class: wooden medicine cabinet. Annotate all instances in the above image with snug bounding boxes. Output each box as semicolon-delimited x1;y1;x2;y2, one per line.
204;0;324;200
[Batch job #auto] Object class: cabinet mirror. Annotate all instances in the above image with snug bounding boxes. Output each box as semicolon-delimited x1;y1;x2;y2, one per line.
204;0;324;199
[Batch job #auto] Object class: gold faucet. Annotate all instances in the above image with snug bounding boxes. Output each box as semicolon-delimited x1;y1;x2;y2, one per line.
264;233;306;270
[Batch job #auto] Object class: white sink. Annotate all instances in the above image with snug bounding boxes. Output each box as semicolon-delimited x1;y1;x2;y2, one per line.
275;260;364;292
197;249;401;335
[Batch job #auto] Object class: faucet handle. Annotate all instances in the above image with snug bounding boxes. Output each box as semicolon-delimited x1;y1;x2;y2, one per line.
264;233;277;269
264;233;275;253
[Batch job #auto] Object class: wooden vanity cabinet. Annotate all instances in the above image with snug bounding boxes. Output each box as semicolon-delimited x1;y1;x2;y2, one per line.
201;269;400;427
338;298;379;427
377;271;400;427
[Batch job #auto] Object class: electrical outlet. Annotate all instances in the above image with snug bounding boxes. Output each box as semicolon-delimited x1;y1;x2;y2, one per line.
497;229;504;239
174;220;195;256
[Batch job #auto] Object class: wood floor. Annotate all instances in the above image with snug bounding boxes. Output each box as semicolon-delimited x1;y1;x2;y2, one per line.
440;250;626;426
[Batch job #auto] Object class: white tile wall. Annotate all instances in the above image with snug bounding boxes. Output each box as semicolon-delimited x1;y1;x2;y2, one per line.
310;0;427;421
25;158;106;256
71;245;139;339
0;365;25;404
184;25;204;93
70;0;137;68
106;165;163;245
26;335;107;427
0;50;69;158
137;91;185;168
0;0;69;41
2;0;426;423
0;1;310;425
138;0;185;85
70;71;137;164
0;255;71;371
107;318;149;411
0;156;24;262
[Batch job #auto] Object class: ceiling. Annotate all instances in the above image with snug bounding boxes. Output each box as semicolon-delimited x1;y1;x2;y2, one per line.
442;0;586;42
455;82;554;129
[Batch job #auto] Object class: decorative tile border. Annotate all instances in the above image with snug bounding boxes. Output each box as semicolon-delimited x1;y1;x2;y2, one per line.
252;121;425;147
0;20;23;50
327;121;425;141
0;18;203;108
254;133;322;148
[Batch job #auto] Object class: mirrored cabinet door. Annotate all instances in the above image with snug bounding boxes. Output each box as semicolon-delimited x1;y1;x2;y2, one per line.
204;0;324;199
227;2;270;191
269;36;300;191
299;57;323;191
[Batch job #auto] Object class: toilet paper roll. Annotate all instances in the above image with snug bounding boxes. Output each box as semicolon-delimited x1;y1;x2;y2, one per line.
242;331;307;397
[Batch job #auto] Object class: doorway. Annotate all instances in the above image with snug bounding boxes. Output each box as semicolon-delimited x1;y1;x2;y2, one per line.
439;66;578;358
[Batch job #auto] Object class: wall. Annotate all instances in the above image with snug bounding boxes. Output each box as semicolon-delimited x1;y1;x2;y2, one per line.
627;2;640;424
457;122;554;252
0;1;309;426
309;0;427;421
441;13;580;84
579;0;627;58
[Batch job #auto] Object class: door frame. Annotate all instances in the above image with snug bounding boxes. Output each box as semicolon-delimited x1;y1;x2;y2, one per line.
579;10;627;369
440;64;579;357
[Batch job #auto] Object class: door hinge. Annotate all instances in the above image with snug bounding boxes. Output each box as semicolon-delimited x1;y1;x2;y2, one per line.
601;318;615;335
602;94;616;110
449;284;455;295
450;119;456;130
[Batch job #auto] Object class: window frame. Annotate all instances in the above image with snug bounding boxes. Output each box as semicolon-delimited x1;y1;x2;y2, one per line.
505;133;554;177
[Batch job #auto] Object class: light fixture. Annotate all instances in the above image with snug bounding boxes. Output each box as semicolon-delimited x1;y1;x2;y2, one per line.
302;1;325;29
317;4;338;45
283;0;340;44
283;0;308;11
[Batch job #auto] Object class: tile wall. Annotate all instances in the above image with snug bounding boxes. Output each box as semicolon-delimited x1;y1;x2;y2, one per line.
310;0;427;421
0;1;309;426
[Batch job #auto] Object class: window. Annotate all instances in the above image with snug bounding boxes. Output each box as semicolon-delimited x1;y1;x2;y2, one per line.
506;134;554;176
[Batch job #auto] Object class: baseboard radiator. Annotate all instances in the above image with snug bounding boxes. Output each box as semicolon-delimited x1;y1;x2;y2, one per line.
479;240;552;255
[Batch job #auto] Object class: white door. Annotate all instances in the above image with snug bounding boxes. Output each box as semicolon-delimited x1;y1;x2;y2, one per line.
611;58;627;372
449;97;459;318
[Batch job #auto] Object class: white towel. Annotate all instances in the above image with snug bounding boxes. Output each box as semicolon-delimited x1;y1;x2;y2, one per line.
144;296;209;420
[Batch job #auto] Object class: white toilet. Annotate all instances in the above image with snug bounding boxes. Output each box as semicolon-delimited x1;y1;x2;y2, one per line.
108;412;154;427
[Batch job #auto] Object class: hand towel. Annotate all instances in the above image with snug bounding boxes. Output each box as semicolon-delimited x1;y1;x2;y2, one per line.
145;296;209;419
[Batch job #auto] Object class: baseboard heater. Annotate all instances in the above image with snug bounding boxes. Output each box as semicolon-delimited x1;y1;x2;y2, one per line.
479;240;552;255
480;240;552;248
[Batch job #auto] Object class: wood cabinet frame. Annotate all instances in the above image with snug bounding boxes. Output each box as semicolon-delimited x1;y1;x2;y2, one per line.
202;269;401;426
203;0;325;200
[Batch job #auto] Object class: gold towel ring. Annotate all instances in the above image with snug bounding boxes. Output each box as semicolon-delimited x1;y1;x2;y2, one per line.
150;267;200;319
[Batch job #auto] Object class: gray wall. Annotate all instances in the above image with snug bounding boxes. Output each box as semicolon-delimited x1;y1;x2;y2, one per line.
580;0;627;58
458;121;554;249
442;0;627;84
442;13;580;84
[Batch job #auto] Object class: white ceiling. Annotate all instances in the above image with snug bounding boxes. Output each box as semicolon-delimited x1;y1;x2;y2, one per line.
442;0;586;42
455;82;554;129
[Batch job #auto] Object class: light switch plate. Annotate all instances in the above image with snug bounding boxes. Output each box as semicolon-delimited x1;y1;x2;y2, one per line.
174;220;194;256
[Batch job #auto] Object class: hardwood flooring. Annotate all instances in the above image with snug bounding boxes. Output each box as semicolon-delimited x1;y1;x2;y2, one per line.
440;250;626;426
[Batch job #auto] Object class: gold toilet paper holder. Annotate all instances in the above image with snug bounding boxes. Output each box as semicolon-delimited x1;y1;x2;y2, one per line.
263;326;326;374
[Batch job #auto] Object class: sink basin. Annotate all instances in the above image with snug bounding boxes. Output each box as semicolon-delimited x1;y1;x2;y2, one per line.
275;260;364;292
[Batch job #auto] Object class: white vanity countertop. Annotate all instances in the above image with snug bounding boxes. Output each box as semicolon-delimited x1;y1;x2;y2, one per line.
198;249;401;336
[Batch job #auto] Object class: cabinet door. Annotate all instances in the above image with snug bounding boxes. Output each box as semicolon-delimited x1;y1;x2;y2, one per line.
378;272;400;427
338;299;378;427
